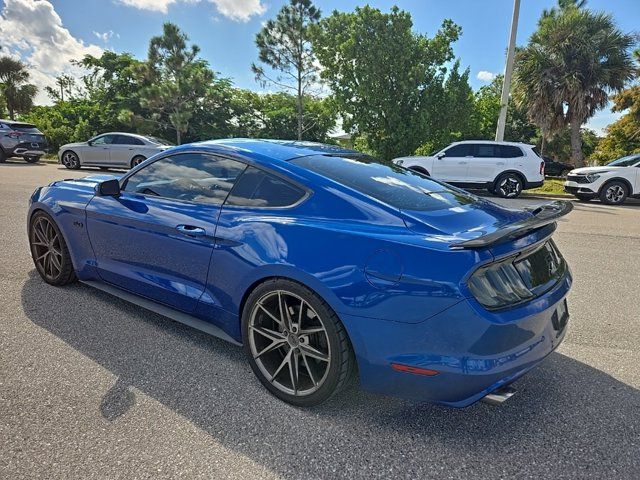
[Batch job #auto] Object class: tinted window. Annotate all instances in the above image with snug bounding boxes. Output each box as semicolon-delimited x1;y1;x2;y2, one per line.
500;145;524;158
443;144;472;157
116;135;144;145
226;167;306;207
10;123;40;133
123;153;246;205
475;144;497;157
291;155;476;212
92;135;117;145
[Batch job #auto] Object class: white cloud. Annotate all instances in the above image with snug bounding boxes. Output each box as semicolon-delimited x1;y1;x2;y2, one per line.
93;30;118;42
118;0;266;22
477;70;497;82
0;0;103;105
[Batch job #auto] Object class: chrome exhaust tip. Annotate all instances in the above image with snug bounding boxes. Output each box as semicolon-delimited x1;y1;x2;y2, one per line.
481;386;516;406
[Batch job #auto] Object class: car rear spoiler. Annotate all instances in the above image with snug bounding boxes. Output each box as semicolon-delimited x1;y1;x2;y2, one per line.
451;200;573;249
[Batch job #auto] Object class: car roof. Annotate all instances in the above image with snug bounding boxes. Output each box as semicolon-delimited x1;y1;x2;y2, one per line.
451;140;534;147
189;138;363;162
0;119;37;127
98;132;150;140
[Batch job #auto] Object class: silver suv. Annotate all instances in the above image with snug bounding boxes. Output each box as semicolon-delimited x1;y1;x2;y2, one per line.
0;120;47;163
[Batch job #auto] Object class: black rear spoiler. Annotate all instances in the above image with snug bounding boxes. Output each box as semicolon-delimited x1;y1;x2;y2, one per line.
451;200;573;249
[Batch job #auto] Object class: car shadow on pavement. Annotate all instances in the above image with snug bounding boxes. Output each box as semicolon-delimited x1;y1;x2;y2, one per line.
21;273;640;478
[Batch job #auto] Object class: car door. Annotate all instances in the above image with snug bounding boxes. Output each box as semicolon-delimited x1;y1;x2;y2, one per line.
109;135;143;167
85;151;247;312
83;134;116;165
465;143;504;183
430;144;472;183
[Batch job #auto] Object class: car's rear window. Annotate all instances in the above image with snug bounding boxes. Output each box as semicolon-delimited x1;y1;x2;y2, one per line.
291;155;476;211
10;123;41;133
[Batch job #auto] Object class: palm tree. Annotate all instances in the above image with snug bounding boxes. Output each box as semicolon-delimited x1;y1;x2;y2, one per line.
0;56;38;119
513;2;636;166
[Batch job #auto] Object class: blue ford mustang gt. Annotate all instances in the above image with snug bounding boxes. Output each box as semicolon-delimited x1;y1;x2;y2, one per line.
28;139;572;407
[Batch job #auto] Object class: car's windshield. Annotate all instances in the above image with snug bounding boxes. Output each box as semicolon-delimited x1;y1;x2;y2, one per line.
11;123;41;134
607;155;640;167
291;154;477;212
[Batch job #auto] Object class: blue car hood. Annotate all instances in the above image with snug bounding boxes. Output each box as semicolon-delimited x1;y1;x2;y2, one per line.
401;198;531;243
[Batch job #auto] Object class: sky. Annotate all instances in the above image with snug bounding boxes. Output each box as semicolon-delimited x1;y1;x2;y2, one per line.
1;0;638;134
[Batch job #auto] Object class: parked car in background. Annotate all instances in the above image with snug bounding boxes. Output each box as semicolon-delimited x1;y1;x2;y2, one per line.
58;132;173;170
28;139;573;408
564;154;640;205
543;156;573;177
393;140;544;198
0;120;48;164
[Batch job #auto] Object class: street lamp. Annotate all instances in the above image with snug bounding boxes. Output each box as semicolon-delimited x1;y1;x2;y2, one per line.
495;0;521;142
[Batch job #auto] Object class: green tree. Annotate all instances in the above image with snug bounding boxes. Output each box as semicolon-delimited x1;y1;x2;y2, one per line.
45;74;77;102
0;56;37;119
139;23;214;144
311;6;460;159
252;0;321;140
514;1;636;166
232;90;336;141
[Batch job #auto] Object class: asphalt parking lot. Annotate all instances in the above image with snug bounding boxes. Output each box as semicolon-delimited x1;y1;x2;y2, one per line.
1;161;639;479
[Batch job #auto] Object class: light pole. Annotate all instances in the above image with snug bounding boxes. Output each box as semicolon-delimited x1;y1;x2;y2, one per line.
495;0;521;142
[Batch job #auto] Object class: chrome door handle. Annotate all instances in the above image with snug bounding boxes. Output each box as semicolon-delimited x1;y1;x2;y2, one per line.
458;161;467;164
176;225;206;237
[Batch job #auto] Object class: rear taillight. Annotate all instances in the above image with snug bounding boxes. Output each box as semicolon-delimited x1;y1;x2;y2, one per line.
540;161;545;175
8;131;24;138
467;241;566;310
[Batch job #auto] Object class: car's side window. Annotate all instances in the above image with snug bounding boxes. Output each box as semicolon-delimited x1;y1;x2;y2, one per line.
500;145;524;158
116;135;144;146
225;166;306;208
92;135;116;146
475;144;497;158
443;144;472;157
123;153;247;205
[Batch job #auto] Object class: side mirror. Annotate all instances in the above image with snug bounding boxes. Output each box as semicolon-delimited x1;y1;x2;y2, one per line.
87;140;93;146
436;152;445;160
96;179;120;196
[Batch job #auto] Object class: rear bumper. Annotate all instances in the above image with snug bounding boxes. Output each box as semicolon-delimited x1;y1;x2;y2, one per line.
341;270;572;407
524;180;544;189
10;141;48;157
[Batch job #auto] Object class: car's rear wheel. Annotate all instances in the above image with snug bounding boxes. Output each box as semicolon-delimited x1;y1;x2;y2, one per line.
61;151;80;170
24;155;40;163
242;279;355;407
131;155;146;168
494;173;523;198
599;181;628;205
29;211;76;286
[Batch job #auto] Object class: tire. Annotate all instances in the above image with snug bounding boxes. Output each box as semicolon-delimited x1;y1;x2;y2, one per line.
599;180;628;205
0;149;6;163
131;155;146;168
24;155;40;164
242;278;355;407
29;211;77;286
575;194;593;202
494;172;524;198
61;150;80;170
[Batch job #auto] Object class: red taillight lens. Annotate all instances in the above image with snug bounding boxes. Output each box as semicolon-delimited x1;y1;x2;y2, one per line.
540;161;545;175
8;131;23;138
391;363;439;376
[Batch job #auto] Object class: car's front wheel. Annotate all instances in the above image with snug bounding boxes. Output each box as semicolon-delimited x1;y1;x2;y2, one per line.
242;279;355;407
494;173;523;198
61;151;80;170
29;211;77;286
600;181;628;205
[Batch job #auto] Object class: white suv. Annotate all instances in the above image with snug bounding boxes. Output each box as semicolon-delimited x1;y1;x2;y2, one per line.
393;140;545;198
564;154;640;205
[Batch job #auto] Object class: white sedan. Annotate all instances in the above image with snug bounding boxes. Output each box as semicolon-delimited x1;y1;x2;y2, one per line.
59;132;172;170
564;154;640;205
